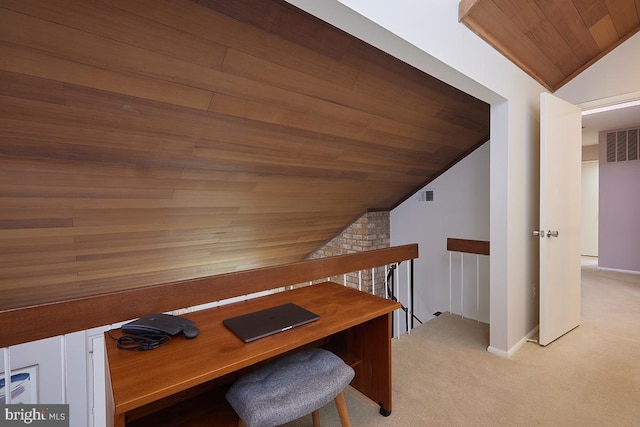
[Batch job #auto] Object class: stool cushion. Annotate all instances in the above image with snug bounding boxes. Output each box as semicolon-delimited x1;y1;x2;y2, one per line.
225;348;355;427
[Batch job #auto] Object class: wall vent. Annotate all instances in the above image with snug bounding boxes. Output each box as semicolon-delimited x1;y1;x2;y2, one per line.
606;128;640;162
417;189;434;202
629;129;638;161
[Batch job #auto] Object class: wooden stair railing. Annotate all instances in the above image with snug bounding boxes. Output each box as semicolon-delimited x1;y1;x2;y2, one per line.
0;244;418;347
446;238;490;256
446;238;489;321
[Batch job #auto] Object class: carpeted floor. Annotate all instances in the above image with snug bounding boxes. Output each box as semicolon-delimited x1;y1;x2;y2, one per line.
285;263;640;426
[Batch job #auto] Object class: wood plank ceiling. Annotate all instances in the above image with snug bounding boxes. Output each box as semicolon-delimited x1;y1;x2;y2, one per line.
460;0;640;91
0;0;489;310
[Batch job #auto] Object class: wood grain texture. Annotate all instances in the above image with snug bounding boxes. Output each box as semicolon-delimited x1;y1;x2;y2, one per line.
106;282;399;414
107;281;400;426
0;0;487;315
447;238;490;256
460;0;640;91
0;244;417;347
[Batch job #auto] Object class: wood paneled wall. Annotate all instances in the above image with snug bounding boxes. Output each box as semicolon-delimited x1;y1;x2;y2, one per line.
0;0;488;311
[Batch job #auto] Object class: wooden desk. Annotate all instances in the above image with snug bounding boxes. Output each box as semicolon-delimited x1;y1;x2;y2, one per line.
105;282;401;426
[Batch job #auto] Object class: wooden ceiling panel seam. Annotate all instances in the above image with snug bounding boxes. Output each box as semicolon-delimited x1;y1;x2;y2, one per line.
207;91;377;141
0;119;197;158
0;8;227;102
0;41;215;110
340;32;489;115
208;20;488;135
107;0;269;57
219;48;466;136
0;69;66;105
491;0;545;33
0;156;185;183
526;25;585;77
193;0;280;36
353;74;489;133
117;0;361;96
59;84;221;131
195;0;353;64
485;0;569;82
498;0;586;76
605;0;640;37
260;0;355;62
0;42;476;161
0;0;228;70
589;14;623;49
200;1;370;96
533;0;602;63
572;0;611;28
1;0;490;311
192;135;345;162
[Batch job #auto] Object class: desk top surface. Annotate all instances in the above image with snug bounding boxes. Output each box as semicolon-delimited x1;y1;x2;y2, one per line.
105;282;400;414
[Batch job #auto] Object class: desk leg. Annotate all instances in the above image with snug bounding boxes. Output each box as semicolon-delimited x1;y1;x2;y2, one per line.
348;313;393;416
104;343;124;427
113;413;126;427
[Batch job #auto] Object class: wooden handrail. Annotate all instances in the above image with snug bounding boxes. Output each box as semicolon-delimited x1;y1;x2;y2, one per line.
0;244;418;347
446;238;490;256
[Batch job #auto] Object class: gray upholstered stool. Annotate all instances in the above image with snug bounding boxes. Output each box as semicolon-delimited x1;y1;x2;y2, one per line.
225;348;355;427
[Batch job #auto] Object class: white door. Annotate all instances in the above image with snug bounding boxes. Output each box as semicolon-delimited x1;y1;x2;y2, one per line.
538;92;582;346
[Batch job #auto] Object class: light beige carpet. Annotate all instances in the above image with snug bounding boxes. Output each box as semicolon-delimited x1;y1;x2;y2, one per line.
285;264;640;426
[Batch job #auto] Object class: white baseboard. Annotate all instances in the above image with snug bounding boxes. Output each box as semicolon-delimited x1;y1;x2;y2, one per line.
597;266;640;276
487;325;539;358
487;345;509;358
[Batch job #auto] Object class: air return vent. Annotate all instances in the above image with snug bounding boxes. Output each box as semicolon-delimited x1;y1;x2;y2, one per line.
629;129;638;161
417;189;434;202
606;128;640;162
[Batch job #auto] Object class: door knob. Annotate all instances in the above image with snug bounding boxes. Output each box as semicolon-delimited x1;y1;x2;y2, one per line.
533;230;545;238
547;230;559;238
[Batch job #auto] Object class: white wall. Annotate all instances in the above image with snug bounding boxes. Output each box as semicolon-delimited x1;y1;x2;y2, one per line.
287;0;545;356
598;130;640;272
391;142;490;324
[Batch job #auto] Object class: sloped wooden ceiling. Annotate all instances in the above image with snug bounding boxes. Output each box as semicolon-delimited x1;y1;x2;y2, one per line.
460;0;640;91
0;0;489;310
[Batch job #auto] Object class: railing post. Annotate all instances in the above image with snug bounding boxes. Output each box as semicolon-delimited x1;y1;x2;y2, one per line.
394;264;399;338
449;251;452;314
460;252;464;319
476;255;480;322
371;268;375;296
406;261;412;334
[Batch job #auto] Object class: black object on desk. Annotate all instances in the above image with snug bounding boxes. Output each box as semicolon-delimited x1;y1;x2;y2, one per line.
223;303;319;343
122;313;200;339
